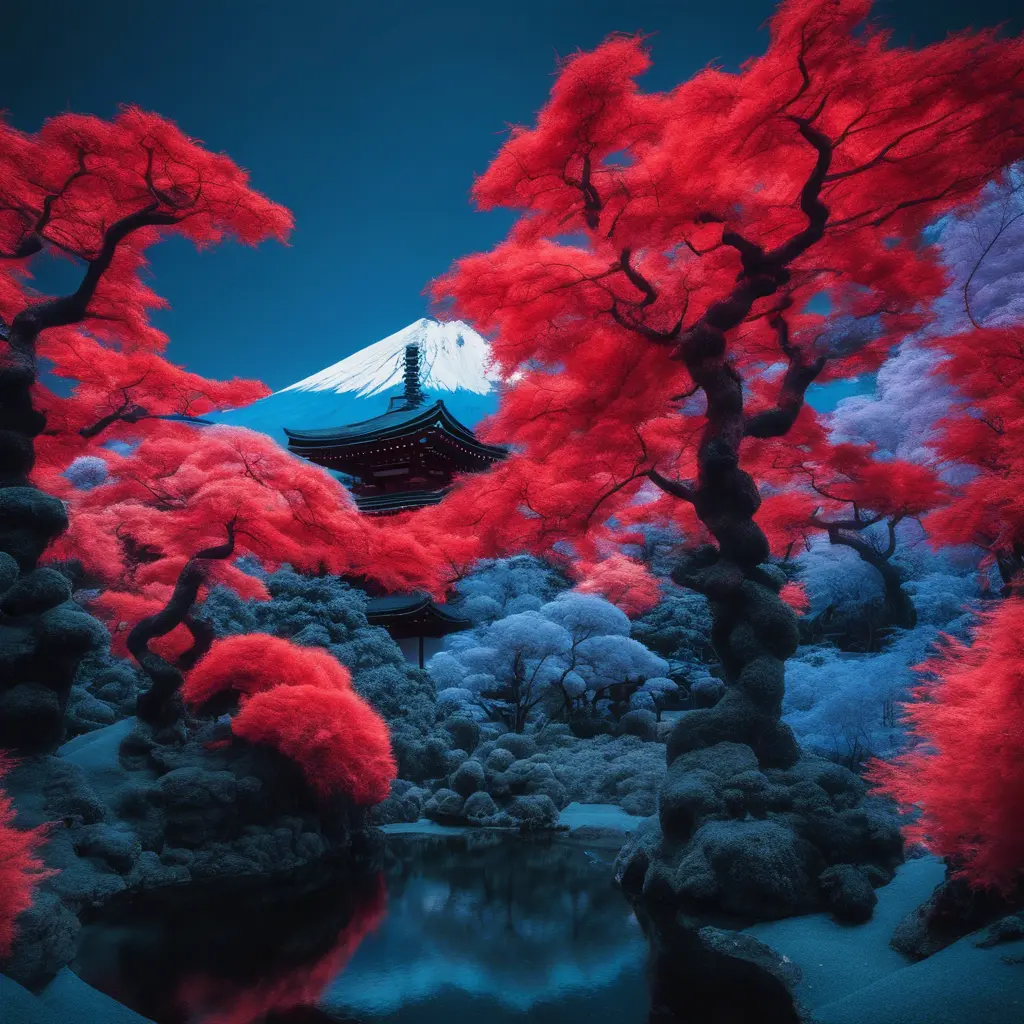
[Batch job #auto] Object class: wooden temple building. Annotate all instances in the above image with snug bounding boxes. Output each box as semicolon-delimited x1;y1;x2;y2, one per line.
284;343;506;667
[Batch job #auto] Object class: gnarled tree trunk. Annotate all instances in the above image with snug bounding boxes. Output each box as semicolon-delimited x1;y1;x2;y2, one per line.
129;522;236;725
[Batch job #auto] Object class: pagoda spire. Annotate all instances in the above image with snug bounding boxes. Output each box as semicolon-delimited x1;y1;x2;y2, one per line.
403;343;425;409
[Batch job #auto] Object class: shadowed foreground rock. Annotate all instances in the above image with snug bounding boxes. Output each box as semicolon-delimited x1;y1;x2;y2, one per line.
616;738;903;923
1;718;380;990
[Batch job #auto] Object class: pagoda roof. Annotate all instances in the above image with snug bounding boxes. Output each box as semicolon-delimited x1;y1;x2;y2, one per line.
354;488;450;515
284;399;507;461
365;592;472;638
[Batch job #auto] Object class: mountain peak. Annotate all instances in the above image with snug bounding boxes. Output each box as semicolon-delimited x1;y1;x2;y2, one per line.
277;318;498;398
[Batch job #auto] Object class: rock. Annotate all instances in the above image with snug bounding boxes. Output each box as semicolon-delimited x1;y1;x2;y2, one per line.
892;875;1019;961
370;782;424;825
41;760;107;825
443;747;469;774
450;759;486;797
659;765;724;841
127;850;191;889
673;819;821;919
618;709;658;741
666;692;800;769
0;683;62;752
0;567;71;615
157;767;240;847
485;747;516;773
690;676;726;708
424;787;465;823
0;891;81;989
464;790;499;822
33;601;107;656
0;486;68;569
495;732;537;759
672;740;760;779
443;715;481;755
66;687;117;729
74;823;143;874
157;767;238;808
974;912;1024;948
0;550;19;593
818;863;878;923
697;926;803;990
506;794;559;829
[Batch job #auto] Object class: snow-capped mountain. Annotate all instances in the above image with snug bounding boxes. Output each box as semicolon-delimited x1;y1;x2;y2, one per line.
214;318;502;442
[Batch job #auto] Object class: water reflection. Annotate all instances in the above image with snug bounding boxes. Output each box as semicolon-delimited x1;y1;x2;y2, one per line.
74;832;800;1024
324;833;648;1020
75;857;385;1024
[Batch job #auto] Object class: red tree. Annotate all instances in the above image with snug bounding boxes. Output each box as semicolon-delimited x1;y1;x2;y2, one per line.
184;636;396;806
867;598;1024;892
0;107;291;750
54;425;451;722
0;106;458;740
924;326;1024;593
0;757;54;959
411;0;1024;768
751;422;949;628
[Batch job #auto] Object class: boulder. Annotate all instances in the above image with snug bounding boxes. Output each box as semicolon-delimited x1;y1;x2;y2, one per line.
450;759;486;797
443;716;481;755
0;567;71;616
673;819;821;919
617;709;658;741
818;863;878;923
505;794;560;829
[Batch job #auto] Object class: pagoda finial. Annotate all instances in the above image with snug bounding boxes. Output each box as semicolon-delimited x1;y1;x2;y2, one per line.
403;343;424;408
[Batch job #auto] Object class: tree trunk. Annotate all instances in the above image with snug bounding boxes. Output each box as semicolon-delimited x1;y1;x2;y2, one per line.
0;317;103;752
826;529;917;631
130;523;236;725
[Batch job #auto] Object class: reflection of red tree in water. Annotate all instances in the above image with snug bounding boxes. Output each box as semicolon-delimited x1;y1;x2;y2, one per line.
176;874;386;1024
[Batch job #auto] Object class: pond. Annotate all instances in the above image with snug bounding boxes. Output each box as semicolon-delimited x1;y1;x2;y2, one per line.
72;831;652;1024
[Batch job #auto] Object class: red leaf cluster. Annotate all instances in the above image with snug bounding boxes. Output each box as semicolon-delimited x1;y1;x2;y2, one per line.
924;327;1024;586
54;425;453;655
779;581;810;616
0;757;55;959
574;554;662;616
867;598;1024;892
410;0;1023;569
184;633;353;707
185;637;396;805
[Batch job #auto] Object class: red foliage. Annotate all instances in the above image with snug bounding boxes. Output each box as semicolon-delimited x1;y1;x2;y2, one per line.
574;554;662;615
0;757;55;959
233;686;396;805
924;326;1024;589
184;637;395;805
779;581;810;616
177;873;386;1024
408;0;1022;573
52;425;454;654
0;106;458;671
867;598;1024;892
184;634;353;708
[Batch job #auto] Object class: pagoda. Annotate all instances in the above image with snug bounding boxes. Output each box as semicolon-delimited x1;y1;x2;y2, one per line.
285;342;505;666
284;344;506;515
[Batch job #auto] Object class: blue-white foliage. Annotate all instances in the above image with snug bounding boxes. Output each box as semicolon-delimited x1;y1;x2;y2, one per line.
453;555;568;624
784;627;934;764
64;455;109;490
427;591;670;727
796;520;980;621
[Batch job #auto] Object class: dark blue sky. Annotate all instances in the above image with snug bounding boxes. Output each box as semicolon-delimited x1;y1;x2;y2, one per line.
7;0;1023;391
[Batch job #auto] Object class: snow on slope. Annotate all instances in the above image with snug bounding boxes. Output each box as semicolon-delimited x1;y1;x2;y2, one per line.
213;318;502;443
279;318;496;397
